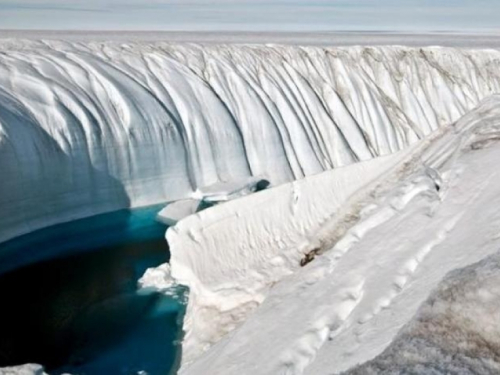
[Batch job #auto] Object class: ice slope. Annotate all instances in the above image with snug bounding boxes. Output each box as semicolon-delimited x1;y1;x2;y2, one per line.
346;251;500;374
1;41;500;242
159;95;500;373
165;146;418;365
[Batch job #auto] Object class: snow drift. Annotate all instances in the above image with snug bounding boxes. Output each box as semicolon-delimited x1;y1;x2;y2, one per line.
1;41;500;242
158;95;500;374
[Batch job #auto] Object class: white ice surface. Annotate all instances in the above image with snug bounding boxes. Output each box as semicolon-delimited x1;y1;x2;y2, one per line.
139;263;176;292
2;31;500;49
195;176;268;202
1;42;500;242
157;200;201;226
0;365;47;375
157;177;268;225
162;96;500;374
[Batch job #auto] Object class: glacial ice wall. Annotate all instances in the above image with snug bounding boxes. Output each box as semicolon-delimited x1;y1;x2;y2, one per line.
1;41;500;241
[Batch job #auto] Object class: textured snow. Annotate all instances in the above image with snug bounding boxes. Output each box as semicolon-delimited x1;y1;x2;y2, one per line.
163;95;500;374
346;251;500;375
0;365;47;375
1;41;500;242
139;263;176;292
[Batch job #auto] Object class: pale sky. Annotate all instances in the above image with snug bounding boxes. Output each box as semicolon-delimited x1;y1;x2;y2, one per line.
0;0;499;32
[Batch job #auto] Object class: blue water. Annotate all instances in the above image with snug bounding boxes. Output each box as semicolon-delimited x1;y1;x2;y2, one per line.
0;205;186;375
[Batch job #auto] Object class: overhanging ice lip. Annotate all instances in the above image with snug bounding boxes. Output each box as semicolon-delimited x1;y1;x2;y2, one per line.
157;177;270;225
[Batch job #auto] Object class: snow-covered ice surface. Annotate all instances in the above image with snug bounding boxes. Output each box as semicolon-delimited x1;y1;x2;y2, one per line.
346;251;500;374
139;263;177;294
167;96;500;374
156;177;269;225
0;365;47;375
2;31;500;49
157;200;201;226
1;40;500;242
195;177;270;202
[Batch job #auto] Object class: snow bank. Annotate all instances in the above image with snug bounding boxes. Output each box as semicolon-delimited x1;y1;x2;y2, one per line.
1;42;500;242
170;96;500;374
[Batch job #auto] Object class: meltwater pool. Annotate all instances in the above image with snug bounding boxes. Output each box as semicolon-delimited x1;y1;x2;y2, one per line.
0;204;185;375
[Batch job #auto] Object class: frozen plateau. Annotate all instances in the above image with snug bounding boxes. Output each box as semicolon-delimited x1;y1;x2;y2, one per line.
1;33;500;374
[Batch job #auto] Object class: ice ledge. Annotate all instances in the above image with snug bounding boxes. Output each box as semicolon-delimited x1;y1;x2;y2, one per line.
166;143;420;366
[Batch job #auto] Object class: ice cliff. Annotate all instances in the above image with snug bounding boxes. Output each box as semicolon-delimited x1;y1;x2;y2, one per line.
1;41;500;242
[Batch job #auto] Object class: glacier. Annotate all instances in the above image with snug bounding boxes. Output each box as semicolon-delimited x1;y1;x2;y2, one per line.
1;41;500;243
2;36;500;375
168;95;500;374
